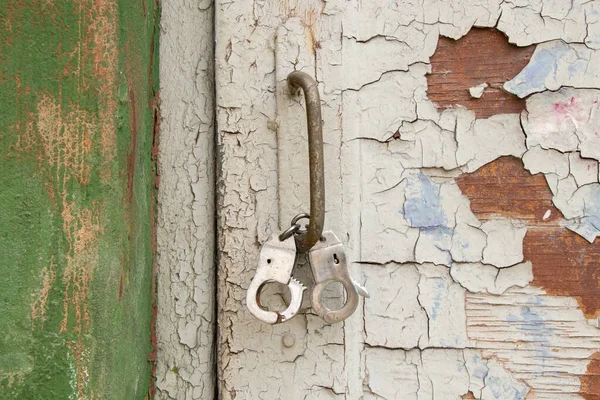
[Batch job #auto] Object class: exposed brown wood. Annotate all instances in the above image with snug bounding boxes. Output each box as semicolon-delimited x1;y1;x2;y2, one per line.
427;29;535;118
456;156;600;318
581;352;600;400
455;156;600;400
454;156;561;224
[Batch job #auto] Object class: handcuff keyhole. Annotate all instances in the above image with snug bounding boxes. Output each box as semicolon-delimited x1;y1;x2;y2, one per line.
333;254;339;265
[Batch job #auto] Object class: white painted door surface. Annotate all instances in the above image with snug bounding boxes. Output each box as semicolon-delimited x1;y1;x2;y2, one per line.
213;1;600;399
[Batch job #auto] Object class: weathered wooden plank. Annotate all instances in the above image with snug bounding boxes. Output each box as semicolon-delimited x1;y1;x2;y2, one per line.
0;1;158;398
154;0;216;398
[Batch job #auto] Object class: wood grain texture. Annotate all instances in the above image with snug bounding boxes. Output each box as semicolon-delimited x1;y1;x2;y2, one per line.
456;156;600;319
427;29;535;118
456;156;600;399
582;353;600;400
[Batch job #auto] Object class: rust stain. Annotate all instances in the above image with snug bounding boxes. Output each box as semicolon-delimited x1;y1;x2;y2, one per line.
278;0;324;26
89;0;119;182
66;337;90;400
118;272;124;301
36;94;94;187
30;256;57;326
278;0;325;48
11;93;94;186
455;156;559;224
147;6;156;109
147;302;158;398
33;96;101;333
525;227;600;319
461;392;476;399
1;1;27;48
427;29;535;118
59;201;102;334
581;352;600;400
455;156;600;399
127;85;138;205
151;91;160;188
23;93;104;338
124;38;143;207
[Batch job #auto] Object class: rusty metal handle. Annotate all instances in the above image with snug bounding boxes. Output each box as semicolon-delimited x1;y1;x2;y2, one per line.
287;71;325;254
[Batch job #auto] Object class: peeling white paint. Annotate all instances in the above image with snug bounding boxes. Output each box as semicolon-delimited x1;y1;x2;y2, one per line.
520;89;600;241
156;1;215;399
450;261;533;295
417;264;469;348
363;264;427;349
456;112;527;173
481;219;526;268
498;0;592;46
522;89;600;161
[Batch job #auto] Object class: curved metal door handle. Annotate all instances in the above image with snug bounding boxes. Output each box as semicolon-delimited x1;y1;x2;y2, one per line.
286;71;325;254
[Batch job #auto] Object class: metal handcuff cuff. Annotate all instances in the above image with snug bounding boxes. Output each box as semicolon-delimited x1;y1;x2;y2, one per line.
246;71;368;325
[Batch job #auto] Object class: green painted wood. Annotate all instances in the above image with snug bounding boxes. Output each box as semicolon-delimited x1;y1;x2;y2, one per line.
0;1;158;398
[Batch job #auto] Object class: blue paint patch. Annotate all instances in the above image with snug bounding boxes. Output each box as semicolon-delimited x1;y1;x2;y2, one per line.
419;226;453;265
485;374;528;400
430;277;446;321
506;305;552;336
504;42;569;98
567;59;587;79
469;353;488;380
403;173;448;229
506;304;553;376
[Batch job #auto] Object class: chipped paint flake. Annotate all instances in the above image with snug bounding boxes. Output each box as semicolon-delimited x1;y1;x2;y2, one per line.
522;89;600;160
505;41;600;98
450;261;533;295
456;112;527;173
498;0;591;46
481;219;526;268
520;89;600;241
468;83;488;99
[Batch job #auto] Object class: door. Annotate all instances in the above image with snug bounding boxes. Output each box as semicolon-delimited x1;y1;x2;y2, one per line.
164;1;600;399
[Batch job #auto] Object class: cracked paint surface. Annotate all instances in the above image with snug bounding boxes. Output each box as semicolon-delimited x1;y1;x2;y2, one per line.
207;0;600;399
155;1;216;399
